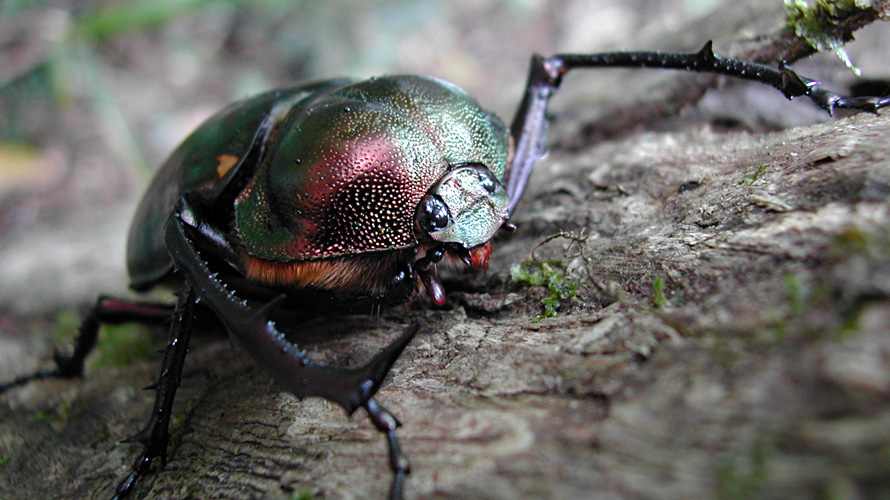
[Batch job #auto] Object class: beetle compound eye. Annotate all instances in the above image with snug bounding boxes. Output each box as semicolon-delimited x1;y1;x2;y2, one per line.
417;194;452;235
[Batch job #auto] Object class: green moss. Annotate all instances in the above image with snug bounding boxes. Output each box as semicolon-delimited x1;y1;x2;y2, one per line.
828;226;870;257
716;442;770;500
0;455;9;467
825;227;888;339
91;323;158;369
783;273;805;316
34;401;71;432
34;410;55;423
40;309;158;371
49;309;83;345
511;260;579;321
743;164;767;186
291;491;316;500
760;273;807;343
836;304;863;339
784;0;876;75
651;275;667;309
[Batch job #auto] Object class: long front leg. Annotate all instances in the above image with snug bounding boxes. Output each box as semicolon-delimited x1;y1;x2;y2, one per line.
113;285;196;499
165;200;419;499
505;41;890;214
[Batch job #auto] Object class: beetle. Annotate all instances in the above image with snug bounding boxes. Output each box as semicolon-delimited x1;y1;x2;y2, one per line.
2;41;888;500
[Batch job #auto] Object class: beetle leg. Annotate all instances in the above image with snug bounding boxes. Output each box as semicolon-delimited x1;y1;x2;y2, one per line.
113;284;196;499
0;297;173;394
56;296;174;377
506;41;890;214
166;200;420;496
364;398;410;500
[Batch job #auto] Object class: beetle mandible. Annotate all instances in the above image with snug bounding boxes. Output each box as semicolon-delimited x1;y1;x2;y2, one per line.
2;42;888;500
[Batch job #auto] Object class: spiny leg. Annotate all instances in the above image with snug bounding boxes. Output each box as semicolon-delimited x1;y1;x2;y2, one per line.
166;201;421;499
537;42;890;113
0;297;173;393
506;41;890;213
112;284;195;499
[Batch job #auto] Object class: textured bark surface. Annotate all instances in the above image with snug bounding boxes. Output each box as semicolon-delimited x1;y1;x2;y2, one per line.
2;3;890;500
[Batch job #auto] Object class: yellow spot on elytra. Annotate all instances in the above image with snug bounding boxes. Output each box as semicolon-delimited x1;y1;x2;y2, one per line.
216;154;239;178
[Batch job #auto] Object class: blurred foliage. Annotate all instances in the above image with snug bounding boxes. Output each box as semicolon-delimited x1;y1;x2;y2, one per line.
784;0;866;74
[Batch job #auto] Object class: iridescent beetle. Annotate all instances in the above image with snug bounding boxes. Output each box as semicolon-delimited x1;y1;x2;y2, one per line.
3;43;888;499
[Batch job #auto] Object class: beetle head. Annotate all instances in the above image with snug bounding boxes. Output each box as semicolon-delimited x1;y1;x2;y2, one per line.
416;163;509;250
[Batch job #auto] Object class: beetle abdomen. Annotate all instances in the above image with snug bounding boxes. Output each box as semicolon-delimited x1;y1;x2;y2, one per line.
241;247;416;300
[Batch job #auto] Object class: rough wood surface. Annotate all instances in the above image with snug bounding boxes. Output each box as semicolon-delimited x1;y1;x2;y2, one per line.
2;3;890;500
